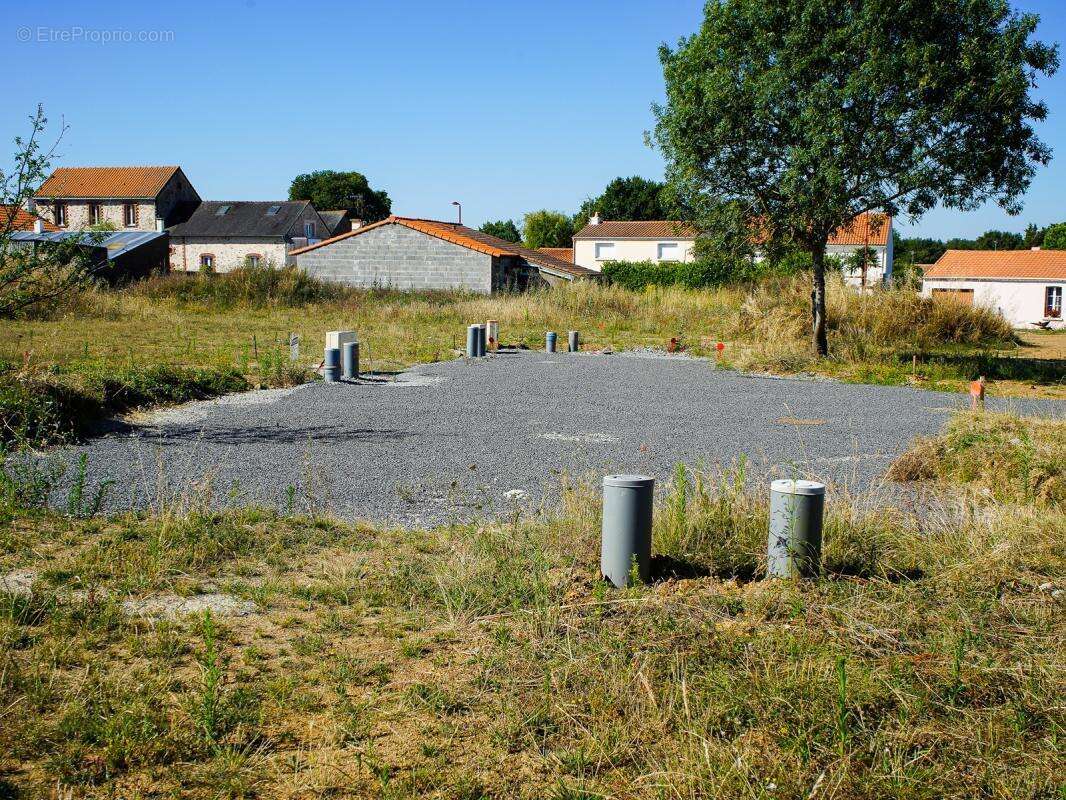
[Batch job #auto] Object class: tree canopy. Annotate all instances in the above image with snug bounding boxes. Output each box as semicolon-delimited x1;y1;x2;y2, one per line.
522;210;573;250
975;230;1025;250
573;176;673;231
478;219;521;243
288;170;391;224
1043;222;1066;250
653;0;1058;355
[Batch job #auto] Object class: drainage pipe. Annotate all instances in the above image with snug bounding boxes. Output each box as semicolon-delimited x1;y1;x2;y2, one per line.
323;346;341;384
568;330;580;352
467;324;479;358
545;331;557;352
766;479;825;578
601;474;655;587
342;341;359;380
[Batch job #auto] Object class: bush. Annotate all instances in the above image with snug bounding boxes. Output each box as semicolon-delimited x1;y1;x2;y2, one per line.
133;265;352;308
601;251;812;291
0;364;247;447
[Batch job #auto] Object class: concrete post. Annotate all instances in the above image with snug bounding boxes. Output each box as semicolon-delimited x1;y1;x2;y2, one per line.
601;474;655;587
546;332;557;352
568;330;580;352
342;341;359;380
323;347;341;384
467;324;479;358
767;479;825;578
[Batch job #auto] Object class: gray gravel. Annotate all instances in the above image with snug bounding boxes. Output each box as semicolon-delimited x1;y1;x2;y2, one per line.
39;351;1064;526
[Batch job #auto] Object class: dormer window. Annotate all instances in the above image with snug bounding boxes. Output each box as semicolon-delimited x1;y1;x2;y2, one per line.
215;205;231;216
304;221;316;238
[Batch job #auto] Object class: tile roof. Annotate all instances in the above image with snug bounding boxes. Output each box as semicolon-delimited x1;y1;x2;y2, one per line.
167;201;315;238
34;166;180;199
827;213;891;246
0;204;58;231
573;220;699;239
538;247;573;263
291;216;597;279
573;212;891;247
923;249;1066;281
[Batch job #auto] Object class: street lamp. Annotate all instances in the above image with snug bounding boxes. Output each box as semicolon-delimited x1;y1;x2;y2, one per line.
451;200;461;225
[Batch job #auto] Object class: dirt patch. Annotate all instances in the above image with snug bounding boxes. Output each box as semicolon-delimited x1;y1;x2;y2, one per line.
121;592;258;619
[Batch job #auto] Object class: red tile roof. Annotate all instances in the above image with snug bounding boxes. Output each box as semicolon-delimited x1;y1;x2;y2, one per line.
924;249;1066;281
573;220;699;239
538;247;573;263
0;204;58;232
290;216;596;279
573;212;891;247
34;166;180;199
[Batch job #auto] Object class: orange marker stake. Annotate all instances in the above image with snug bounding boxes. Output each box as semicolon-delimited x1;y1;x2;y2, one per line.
969;375;986;411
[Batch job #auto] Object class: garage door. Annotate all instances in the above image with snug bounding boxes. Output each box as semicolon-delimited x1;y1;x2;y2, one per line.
932;288;975;306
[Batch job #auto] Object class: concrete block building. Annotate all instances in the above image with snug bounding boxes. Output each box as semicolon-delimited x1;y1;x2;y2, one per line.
292;216;595;293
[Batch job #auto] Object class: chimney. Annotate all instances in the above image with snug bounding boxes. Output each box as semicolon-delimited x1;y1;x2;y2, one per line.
590;211;601;225
352;218;364;229
33;220;44;234
155;218;165;232
1031;246;1041;251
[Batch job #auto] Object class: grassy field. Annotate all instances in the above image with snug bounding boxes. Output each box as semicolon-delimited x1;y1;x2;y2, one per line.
1;270;1061;415
0;417;1062;798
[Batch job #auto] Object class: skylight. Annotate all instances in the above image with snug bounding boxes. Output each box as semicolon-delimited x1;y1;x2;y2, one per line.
215;205;230;216
266;205;281;216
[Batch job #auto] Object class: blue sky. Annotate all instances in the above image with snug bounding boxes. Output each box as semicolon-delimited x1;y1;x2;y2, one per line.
4;0;1064;239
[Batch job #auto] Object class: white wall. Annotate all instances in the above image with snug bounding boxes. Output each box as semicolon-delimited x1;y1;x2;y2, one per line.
828;244;890;287
573;238;695;271
921;278;1064;329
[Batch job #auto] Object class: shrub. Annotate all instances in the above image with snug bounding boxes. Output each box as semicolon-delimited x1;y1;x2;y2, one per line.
133;265;352;308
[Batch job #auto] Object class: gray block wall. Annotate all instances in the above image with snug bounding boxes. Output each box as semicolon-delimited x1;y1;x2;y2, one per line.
295;223;493;293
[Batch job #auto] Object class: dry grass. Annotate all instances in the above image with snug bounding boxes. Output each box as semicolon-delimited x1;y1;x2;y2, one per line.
2;270;1054;400
0;460;1063;799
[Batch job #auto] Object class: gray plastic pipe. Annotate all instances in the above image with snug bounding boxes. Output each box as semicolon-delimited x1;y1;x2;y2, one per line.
601;474;655;587
767;479;825;578
545;331;557;352
467;324;479;358
568;330;580;352
342;341;359;380
323;346;340;384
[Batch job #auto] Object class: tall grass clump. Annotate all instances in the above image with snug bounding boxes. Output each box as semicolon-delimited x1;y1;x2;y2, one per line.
131;264;356;308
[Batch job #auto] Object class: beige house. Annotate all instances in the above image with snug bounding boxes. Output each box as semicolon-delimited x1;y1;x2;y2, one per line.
31;166;199;231
572;212;894;286
921;249;1064;329
167;201;329;272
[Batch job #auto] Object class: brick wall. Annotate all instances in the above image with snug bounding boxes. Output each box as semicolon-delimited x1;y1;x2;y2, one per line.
295;222;493;293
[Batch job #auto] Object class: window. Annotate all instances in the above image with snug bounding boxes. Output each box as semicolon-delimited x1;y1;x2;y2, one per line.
594;242;615;261
657;242;681;261
304;221;316;238
1046;286;1063;318
55;202;66;226
89;203;102;225
215;205;231;216
199;253;215;271
123;203;137;227
266;205;281;216
246;253;262;268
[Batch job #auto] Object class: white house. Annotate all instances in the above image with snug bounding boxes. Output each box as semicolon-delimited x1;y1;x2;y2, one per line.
572;211;893;286
921;249;1065;329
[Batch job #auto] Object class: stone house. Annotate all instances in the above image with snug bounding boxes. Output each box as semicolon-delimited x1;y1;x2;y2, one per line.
292;216;595;293
167;200;330;272
31;166;199;231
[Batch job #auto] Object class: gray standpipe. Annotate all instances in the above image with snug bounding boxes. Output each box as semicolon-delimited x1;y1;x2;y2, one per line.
568;330;580;352
342;341;359;380
766;479;825;578
323;346;341;384
546;331;557;352
601;474;655;587
467;324;479;358
478;324;488;356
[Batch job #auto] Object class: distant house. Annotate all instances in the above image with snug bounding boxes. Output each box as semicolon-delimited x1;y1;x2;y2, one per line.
572;211;894;286
31;166;199;231
167;201;330;272
292;215;595;293
318;210;355;237
921;249;1064;329
9;229;170;282
0;204;58;232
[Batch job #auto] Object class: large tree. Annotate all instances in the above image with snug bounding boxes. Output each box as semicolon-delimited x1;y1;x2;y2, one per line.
1043;222;1066;250
573;176;672;231
654;0;1057;355
522;210;574;250
478;219;521;243
288;170;391;223
975;230;1025;250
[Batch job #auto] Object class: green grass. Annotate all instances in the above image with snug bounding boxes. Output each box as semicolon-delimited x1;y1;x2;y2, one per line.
0;456;1061;798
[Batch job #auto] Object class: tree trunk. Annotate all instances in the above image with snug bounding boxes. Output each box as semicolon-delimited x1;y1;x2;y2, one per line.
810;245;829;357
